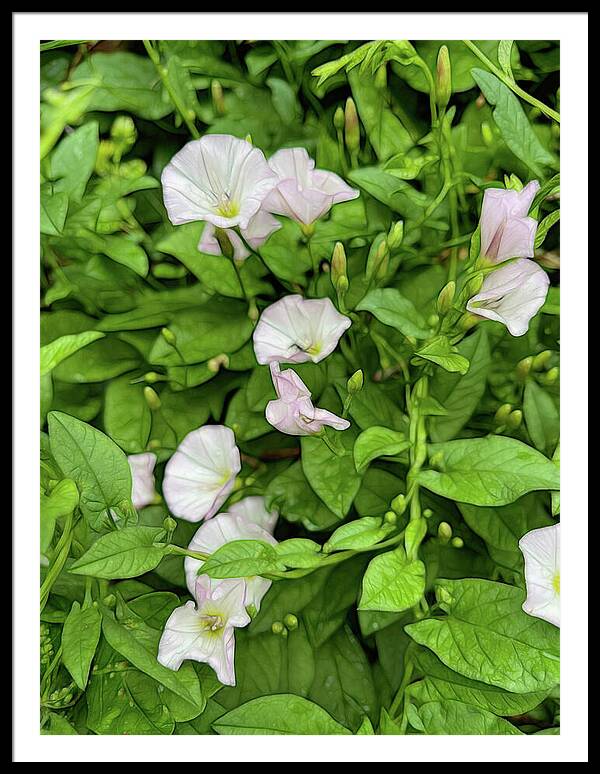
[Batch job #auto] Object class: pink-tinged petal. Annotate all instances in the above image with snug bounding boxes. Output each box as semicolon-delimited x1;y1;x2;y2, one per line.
269;361;310;401
311;169;360;204
268;147;315;186
157;600;211;671
242;209;282;249
127;452;157;510
253;294;351;365
466;259;549;337
227;495;278;534
514;180;541;217
479;182;540;262
495;217;538;263
519;523;560;627
198;223;250;262
265;178;332;226
161;135;276;230
163;425;241;523
311;407;351;431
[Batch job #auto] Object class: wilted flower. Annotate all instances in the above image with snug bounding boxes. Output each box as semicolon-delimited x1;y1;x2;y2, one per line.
264;147;359;227
198;209;281;262
518;523;560;627
184;505;277;612
161;134;277;231
162;425;241;522
253;294;351;365
466;259;549;336
157;576;250;685
479;181;540;263
127;452;158;510
266;362;350;436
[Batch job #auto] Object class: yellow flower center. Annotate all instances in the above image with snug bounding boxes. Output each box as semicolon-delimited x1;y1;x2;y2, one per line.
306;341;322;357
552;572;560;595
215;192;239;218
199;613;225;633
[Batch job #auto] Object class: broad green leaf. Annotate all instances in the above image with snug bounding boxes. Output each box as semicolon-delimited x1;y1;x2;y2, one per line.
405;578;560;693
356;288;431;339
265;461;340;532
348;167;428;220
336;379;406;432
103;377;152;454
200;540;286;579
523;379;559;454
61;602;102;690
418;436;560;505
70;526;167;579
48;121;99;201
213;694;351;735
274;538;324;569
48;412;135;528
414;700;523;735
353;426;411;473
359;546;425;613
40;331;105;376
415;336;470;374
40;478;79;554
40;189;69;236
52;337;140;384
323;516;395;553
100;235;149;277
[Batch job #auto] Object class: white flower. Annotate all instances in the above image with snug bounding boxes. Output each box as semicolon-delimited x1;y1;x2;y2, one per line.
519;523;560;627
127;452;158;510
264;147;359;226
227;495;278;535
466;258;549;336
479;181;540;263
157;576;250;685
161;134;277;231
266;362;350;436
184;506;277;613
253;294;351;365
162;425;241;523
198;209;281;262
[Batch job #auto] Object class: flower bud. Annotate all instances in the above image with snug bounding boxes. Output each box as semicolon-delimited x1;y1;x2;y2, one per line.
494;403;513;424
541;366;559;385
423;508;433;519
436;281;455;315
331;242;347;288
435;45;452;110
271;621;285;635
366;234;389;281
504;173;523;192
111;115;137;154
387;221;404;250
458;312;480;332
516;356;533;381
283;613;298;631
147;439;161;451
119;159;147;180
344;97;360;155
384;510;397;525
161;327;177;346
95;139;116;175
333;106;345;132
507;409;523;430
427;313;440;329
347;369;364;395
429;451;445;471
103;594;117;609
214;228;234;259
143;386;162;411
451;536;464;549
163;516;177;534
211;80;225;115
532;350;553;371
207;353;229;373
438;521;453;543
144;371;161;384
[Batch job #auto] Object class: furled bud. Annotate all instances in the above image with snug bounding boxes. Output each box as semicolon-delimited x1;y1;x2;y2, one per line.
435;45;452;110
387;221;404;250
211;80;226;116
163;516;177;534
423;508;433;519
331;242;348;289
271;621;285;636
333;106;345;132
516;356;533;381
391;493;407;516
344;97;360;155
214;228;234;259
144;371;162;384
283;613;298;631
532;350;553;371
438;521;453;543
161;327;177;346
458;312;480;332
366;234;389;281
494;403;513;424
541;366;559;385
436;281;456;315
347;369;364;396
143;386;162;411
110;115;137;158
384;510;397;525
207;354;230;373
507;409;523;430
451;536;464;549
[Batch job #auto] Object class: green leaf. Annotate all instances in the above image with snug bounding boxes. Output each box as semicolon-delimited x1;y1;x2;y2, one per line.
323;516;395;553
471;68;557;177
40;478;79;554
414;700;523;735
405;578;560;693
40;189;69;236
48;121;99;201
200;540;286;579
356;288;431;339
353;426;411;473
418;436;560;505
415;336;470;374
534;209;560;248
100;235;149;277
429;328;491;442
40;331;105;376
52;336;140;384
48;412;135;529
301;428;363;519
265;461;340;532
70;526;167;579
213;694;352;735
103;377;152;454
348;167;428;220
61;602;102;690
359;546;425;613
523;379;559;454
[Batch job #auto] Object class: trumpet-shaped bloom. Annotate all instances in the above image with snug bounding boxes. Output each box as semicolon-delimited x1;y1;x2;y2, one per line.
162;425;241;523
127;453;158;510
253;294;351;365
479;181;540;263
266;362;350;436
198;209;281;262
264;147;359;226
161;135;277;231
228;495;278;535
184;507;277;612
157;576;250;685
518;523;560;627
466;259;549;337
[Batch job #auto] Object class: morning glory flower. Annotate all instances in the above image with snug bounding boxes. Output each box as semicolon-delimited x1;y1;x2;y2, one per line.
466;258;549;336
157;575;250;685
264;147;359;227
266;362;350;436
161;134;277;231
198;209;282;262
479;181;540;263
184;506;277;612
162;425;241;523
253;294;352;365
518;523;560;627
127;452;158;510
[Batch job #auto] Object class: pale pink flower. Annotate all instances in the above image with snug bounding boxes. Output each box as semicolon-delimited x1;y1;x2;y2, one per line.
264;147;359;226
228;495;278;535
466;259;549;337
519;523;560;627
266;362;350;436
253;294;351;365
198;209;281;262
161;135;277;231
157;576;250;685
127;453;158;510
479;181;540;263
184;507;277;613
162;425;241;523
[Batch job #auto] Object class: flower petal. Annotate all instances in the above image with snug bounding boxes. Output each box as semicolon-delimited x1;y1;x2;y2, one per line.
127;452;157;510
519;523;560;627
